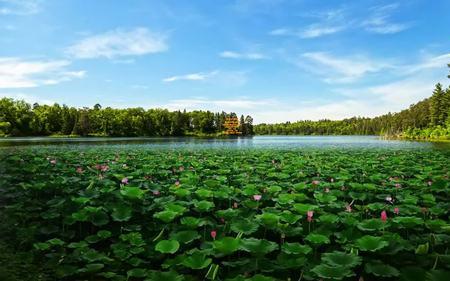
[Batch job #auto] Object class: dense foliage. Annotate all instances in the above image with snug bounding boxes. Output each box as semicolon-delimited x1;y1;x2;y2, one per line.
1;147;449;280
255;83;450;139
0;100;254;137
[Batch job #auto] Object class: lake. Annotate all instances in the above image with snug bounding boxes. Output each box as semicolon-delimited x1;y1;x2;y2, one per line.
1;135;449;150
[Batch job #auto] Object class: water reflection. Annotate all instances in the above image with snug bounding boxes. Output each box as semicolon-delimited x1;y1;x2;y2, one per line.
1;136;449;150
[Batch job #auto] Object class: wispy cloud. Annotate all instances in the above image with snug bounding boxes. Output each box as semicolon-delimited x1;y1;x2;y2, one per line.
163;71;219;83
363;4;411;34
0;0;41;15
0;57;85;88
270;8;346;38
219;51;267;60
0;92;54;105
165;97;273;111
299;52;389;83
66;27;168;59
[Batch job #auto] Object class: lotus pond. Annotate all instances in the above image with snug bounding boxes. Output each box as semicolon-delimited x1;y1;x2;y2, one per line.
0;144;450;280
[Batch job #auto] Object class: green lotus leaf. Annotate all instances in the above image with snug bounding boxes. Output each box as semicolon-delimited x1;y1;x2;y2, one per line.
305;233;330;245
194;200;215;212
154;210;179;223
216;208;240;219
314;192;337;203
47;238;65;246
293;203;318;214
97;230;112;239
230;218;259;235
247;274;276;281
213;237;241;255
120;232;145;246
357;218;387;231
318;214;339;224
81;263;104;273
281;242;312;255
170;230;200;244
276;252;307;269
276;193;295;204
415;242;429;255
311;264;354;280
425;270;450;281
365;262;400;277
181;250;212;269
68;241;88;248
356;235;388;251
280;211;301;224
120;186;145;199
111;205;132;221
393;217;424;228
293;183;308;191
239;238;278;256
155;240;180;254
165;203;187;214
321;251;362;268
256;212;280;227
147;270;184;281
89;210;109;226
180;216;207;228
173;188;191;197
196;189;213;198
266;185;282;193
85;234;101;244
399;266;426;281
127;268;147;278
33;242;50;251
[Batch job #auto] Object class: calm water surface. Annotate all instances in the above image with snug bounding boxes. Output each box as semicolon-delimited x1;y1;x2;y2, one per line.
1;136;449;150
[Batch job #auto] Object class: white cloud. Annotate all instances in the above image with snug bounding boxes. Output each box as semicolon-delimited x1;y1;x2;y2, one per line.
0;0;41;15
0;92;54;105
270;8;346;39
299;52;389;83
66;28;168;59
219;51;267;60
363;4;411;34
300;25;345;38
163;71;219;83
164;97;273;112
0;57;85;88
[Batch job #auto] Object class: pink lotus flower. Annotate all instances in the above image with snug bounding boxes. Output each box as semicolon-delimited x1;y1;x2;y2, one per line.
233;202;238;208
253;195;262;201
312;180;320;185
381;210;388;222
385;196;393;202
345;204;352;212
50;159;57;164
394;207;399;215
330;178;334;183
395;183;401;189
179;166;184;171
153;190;160;196
76;167;84;174
210;230;217;240
307;210;314;222
324;187;330;193
121;178;129;184
427;181;432;186
175;180;180;186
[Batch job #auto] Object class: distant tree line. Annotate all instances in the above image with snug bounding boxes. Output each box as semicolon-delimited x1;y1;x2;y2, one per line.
255;67;450;140
0;101;254;137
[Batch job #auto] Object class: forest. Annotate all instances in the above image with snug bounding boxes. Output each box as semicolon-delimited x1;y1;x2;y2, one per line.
255;69;450;140
1;66;449;139
0;101;254;137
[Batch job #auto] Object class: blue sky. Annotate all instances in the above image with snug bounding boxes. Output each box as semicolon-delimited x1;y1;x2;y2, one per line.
1;0;449;123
